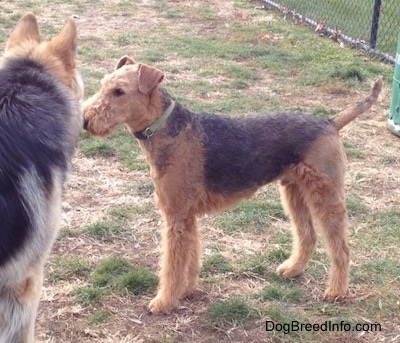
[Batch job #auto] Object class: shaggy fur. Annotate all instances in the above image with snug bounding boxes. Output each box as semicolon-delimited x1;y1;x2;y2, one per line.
0;13;83;342
82;55;382;314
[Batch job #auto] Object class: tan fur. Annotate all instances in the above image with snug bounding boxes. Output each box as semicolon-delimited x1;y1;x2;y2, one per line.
82;56;382;314
3;14;83;100
331;78;383;130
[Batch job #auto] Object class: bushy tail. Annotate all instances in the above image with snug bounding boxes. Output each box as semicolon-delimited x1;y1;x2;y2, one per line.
331;77;383;131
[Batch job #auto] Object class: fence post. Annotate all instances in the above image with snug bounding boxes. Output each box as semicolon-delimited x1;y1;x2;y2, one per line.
370;0;382;49
388;33;400;136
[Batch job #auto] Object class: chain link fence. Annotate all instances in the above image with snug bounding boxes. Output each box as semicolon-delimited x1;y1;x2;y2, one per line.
261;0;400;63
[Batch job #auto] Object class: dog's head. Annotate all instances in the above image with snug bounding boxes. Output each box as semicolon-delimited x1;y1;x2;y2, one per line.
2;13;84;101
82;55;165;136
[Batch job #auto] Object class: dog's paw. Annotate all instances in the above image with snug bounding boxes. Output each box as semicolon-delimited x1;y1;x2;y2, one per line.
148;295;177;315
276;260;304;278
323;288;346;302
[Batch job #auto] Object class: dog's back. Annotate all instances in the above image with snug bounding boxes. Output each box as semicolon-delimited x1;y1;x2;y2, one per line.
197;111;331;193
0;58;78;266
0;14;82;343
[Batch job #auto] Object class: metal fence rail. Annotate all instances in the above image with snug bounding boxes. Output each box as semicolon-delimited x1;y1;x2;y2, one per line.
261;0;400;63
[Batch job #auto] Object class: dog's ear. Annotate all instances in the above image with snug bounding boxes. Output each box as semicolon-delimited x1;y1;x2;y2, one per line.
48;17;78;69
137;63;164;95
5;13;41;51
116;56;136;70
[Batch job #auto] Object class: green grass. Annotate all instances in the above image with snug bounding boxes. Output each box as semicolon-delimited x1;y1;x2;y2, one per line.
49;257;91;282
79;129;146;171
221;63;260;80
74;256;157;305
259;284;303;303
343;141;366;159
83;221;127;241
359;258;400;284
346;195;369;218
329;65;366;82
202;254;234;274
57;226;77;240
108;204;154;218
213;199;286;234
239;255;269;276
90;256;134;288
207;297;259;328
78;137;116;158
75;286;105;305
121;268;158;295
87;309;110;325
89;256;157;295
311;107;336;118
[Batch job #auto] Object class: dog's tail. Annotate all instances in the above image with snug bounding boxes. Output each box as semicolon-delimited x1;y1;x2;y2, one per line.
330;77;383;131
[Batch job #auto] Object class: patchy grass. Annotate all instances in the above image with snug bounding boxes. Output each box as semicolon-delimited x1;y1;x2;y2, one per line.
343;141;366;159
207;297;260;328
48;256;91;282
213;197;286;234
2;0;397;342
202;254;234;274
75;286;105;305
87;309;110;325
121;267;158;295
83;221;127;242
259;284;303;303
87;256;157;298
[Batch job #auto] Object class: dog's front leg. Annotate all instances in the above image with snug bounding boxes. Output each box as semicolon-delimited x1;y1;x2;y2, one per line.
149;214;199;314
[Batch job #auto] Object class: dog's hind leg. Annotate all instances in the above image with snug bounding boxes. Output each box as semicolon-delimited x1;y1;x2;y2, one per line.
0;267;43;343
289;162;350;301
308;187;350;301
276;180;317;278
149;214;199;314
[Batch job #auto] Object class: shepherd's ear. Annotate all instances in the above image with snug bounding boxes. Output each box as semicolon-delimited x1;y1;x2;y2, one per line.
6;13;40;51
48;17;78;69
137;63;164;95
116;55;136;70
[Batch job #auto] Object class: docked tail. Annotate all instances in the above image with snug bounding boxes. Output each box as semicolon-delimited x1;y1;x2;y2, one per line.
331;77;383;131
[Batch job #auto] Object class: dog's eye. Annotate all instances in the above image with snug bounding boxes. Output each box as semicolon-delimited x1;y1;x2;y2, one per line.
113;88;125;97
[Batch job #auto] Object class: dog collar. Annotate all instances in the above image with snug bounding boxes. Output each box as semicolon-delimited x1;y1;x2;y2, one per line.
133;101;175;140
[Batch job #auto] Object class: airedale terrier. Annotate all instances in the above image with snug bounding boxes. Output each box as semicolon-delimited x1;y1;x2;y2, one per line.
82;55;382;314
0;13;83;341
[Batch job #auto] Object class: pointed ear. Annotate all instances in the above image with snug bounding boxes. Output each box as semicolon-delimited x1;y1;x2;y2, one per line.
48;17;78;68
137;63;164;95
116;55;136;70
6;13;41;51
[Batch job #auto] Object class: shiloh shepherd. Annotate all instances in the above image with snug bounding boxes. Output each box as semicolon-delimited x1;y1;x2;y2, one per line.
0;13;83;342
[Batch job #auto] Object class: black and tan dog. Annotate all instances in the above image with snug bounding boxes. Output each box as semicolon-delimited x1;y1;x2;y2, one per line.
0;14;83;341
82;56;382;314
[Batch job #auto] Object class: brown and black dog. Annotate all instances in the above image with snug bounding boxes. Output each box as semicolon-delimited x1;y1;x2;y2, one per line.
0;13;83;341
82;55;382;314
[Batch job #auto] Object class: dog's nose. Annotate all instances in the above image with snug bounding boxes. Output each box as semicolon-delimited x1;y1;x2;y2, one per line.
83;118;89;130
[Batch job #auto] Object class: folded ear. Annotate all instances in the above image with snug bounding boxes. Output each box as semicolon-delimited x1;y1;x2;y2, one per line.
116;55;136;70
5;13;40;51
137;63;164;95
48;17;78;68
